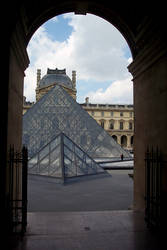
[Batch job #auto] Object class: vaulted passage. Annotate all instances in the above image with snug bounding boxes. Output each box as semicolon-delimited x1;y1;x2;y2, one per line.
1;1;167;249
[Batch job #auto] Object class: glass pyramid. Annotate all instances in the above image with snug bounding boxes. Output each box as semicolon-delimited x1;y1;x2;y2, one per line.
28;132;104;181
23;85;129;159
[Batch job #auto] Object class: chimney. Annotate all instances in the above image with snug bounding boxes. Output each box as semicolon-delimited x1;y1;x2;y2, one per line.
72;70;76;89
85;97;89;104
37;69;41;87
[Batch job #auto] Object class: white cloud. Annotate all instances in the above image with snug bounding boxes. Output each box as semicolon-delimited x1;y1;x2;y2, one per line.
128;57;133;64
64;14;130;81
85;77;133;104
24;67;37;101
24;14;132;102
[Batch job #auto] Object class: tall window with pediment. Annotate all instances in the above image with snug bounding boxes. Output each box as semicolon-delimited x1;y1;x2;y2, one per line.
129;122;133;130
100;120;104;128
120;121;124;130
109;122;114;130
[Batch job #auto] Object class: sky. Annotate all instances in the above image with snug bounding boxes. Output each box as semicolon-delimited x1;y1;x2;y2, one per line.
24;13;133;104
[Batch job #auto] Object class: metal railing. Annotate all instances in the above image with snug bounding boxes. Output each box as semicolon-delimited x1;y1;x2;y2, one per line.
145;146;162;228
8;146;28;235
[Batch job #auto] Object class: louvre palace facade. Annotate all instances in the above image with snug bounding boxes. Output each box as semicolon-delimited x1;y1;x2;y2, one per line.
23;68;134;151
81;99;134;151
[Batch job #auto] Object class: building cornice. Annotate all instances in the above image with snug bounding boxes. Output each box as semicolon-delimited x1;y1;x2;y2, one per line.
81;104;133;111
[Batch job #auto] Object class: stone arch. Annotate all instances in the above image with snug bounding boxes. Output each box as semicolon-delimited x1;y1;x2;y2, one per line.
24;2;136;58
121;135;127;147
112;135;117;142
3;0;167;230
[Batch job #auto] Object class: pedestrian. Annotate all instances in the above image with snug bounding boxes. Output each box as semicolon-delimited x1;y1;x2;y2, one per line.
121;154;124;161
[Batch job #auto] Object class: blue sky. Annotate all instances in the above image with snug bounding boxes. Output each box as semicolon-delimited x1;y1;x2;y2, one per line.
44;15;73;42
24;13;133;104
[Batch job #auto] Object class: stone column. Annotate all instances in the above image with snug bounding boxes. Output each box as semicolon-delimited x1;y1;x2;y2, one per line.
105;120;110;130
6;17;29;236
117;135;121;146
8;21;29;151
128;17;167;212
127;135;131;149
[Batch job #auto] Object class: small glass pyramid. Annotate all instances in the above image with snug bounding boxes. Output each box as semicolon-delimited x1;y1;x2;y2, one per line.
28;132;104;182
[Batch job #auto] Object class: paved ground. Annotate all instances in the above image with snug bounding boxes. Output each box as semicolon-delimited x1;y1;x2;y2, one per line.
28;168;133;212
12;162;161;250
11;211;160;250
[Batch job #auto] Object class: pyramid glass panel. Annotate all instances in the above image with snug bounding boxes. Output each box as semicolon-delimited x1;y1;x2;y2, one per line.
49;158;62;177
63;133;104;179
29;133;62;178
64;146;74;161
50;136;61;151
50;147;60;162
28;133;105;182
64;157;74;177
40;156;49;172
39;145;49;161
64;136;73;150
23;85;130;160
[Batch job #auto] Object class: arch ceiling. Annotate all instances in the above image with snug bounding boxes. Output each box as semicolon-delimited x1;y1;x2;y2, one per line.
20;0;146;58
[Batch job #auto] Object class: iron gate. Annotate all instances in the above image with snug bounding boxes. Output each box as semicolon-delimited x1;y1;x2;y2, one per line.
145;147;162;228
8;146;28;235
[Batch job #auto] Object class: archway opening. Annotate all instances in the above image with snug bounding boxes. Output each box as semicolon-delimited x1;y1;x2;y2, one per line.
112;135;117;142
121;135;127;148
23;12;134;215
131;135;134;148
4;2;167;246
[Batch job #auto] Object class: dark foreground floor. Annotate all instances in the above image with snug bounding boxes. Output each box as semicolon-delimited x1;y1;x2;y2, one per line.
11;170;161;250
12;211;161;250
28;170;133;212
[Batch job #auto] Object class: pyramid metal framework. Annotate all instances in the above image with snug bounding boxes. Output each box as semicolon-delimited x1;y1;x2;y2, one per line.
28;132;104;181
23;85;130;159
